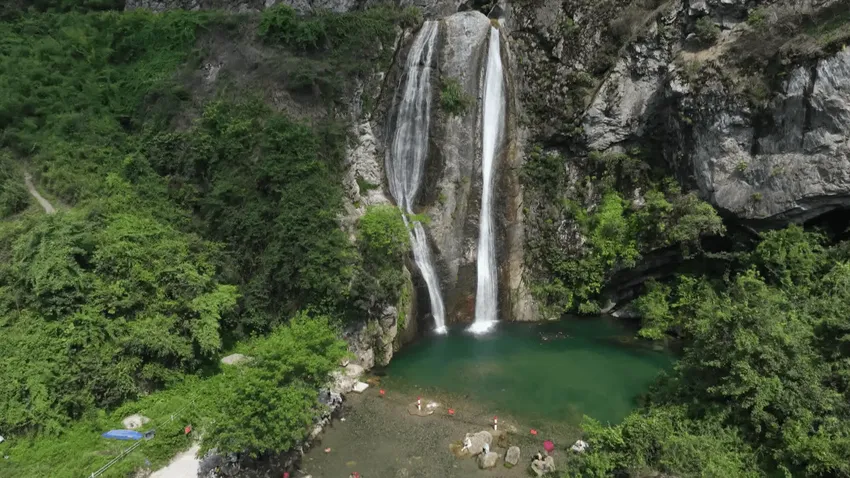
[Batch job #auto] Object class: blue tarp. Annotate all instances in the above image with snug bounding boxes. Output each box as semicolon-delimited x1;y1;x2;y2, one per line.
101;430;144;441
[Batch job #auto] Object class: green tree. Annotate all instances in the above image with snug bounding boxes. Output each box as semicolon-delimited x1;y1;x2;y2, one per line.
202;313;347;457
350;205;410;316
0;208;238;434
573;406;761;478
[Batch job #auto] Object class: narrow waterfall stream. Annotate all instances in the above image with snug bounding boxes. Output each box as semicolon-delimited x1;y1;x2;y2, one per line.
470;26;505;334
386;21;447;333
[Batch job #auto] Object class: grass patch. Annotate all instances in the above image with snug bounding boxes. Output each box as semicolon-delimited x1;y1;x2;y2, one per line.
440;76;473;116
0;376;216;478
694;16;720;46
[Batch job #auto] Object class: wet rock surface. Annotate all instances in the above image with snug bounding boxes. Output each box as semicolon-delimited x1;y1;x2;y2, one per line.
427;11;491;321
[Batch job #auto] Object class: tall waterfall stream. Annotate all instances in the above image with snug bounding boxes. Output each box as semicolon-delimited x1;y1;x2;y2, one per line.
470;26;505;334
385;21;447;333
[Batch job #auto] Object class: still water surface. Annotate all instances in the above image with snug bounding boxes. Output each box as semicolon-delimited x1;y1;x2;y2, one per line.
381;317;673;427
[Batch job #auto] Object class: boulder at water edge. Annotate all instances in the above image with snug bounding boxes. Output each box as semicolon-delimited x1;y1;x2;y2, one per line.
531;455;556;477
478;451;499;469
505;446;520;466
462;431;493;455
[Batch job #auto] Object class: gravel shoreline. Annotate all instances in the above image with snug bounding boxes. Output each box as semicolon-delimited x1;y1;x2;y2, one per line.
296;382;580;477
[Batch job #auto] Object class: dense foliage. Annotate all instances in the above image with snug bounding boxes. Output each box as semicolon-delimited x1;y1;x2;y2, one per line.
1;316;344;478
0;154;29;217
202;313;347;457
523;148;724;316
145;100;355;330
350;205;411;317
575;226;850;477
0;3;417;474
257;4;420;104
0;191;240;435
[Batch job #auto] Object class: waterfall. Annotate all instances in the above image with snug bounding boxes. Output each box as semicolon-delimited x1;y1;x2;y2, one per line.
470;26;505;334
385;21;447;334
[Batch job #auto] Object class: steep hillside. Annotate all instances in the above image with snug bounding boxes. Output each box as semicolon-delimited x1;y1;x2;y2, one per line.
0;4;420;475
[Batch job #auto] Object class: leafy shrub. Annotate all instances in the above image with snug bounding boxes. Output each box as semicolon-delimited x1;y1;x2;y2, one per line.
258;5;327;51
0;155;29;217
351;205;410;317
694;16;720;46
577;407;762;477
0;207;239;435
0;180;28;217
202;313;346;457
358;205;410;259
522;148;723;315
440;77;473;116
746;7;767;28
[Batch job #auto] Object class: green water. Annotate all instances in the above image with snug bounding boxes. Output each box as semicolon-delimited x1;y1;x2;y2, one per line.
382;317;673;427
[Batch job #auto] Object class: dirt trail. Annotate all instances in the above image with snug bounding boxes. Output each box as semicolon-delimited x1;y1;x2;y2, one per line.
24;173;56;214
149;444;201;478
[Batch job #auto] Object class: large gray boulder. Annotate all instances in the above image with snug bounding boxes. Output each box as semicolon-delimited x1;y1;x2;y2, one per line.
478;451;499;469
505;446;521;466
462;430;493;456
531;455;556;476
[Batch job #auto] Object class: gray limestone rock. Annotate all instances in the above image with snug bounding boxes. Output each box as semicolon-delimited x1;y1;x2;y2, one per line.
427;11;491;320
462;430;493;456
530;455;556;476
478;451;499;469
682;49;850;222
505;446;521;466
220;353;251;365
583;10;678;151
122;414;150;430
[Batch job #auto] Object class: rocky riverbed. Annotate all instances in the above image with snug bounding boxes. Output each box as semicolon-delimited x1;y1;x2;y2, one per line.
295;384;579;477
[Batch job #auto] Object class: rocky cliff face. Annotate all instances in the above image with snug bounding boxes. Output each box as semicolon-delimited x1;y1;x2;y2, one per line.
426;11;491;321
503;0;850;313
126;0;464;17
515;0;850;224
127;0;850;320
666;47;850;223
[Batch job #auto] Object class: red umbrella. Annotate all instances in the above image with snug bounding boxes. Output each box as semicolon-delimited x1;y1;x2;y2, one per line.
543;440;555;453
530;429;538;436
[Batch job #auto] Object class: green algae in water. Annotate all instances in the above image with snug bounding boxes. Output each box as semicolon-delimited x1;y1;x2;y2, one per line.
382;318;673;427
